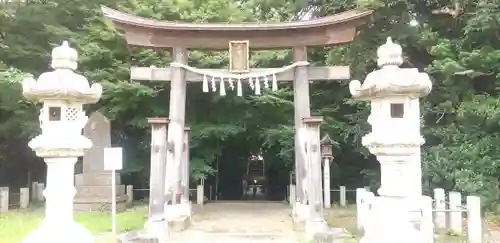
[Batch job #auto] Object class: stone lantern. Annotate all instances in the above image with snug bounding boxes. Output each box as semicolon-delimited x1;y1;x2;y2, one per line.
349;37;432;243
320;134;334;209
21;41;103;243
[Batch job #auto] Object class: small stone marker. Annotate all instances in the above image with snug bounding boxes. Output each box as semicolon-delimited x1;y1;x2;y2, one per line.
117;231;159;243
289;185;296;206
433;188;446;229
126;185;133;206
197;184;204;205
20;187;30;208
36;183;44;201
467;196;482;243
0;187;9;212
31;182;37;199
339;186;346;207
420;196;434;243
448;191;462;234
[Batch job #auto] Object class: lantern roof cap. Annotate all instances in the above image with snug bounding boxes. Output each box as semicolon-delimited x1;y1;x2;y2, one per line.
349;37;432;101
51;41;78;70
321;134;334;145
377;37;403;67
21;41;103;103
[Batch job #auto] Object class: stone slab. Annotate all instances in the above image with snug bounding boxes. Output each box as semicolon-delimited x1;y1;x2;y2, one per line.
75;185;126;198
292;215;305;231
73;194;128;203
75;172;121;186
311;228;353;243
168;216;191;232
117;230;160;243
82;111;111;173
73;200;127;212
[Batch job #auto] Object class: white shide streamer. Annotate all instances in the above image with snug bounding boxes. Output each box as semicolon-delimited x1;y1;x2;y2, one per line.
170;61;309;96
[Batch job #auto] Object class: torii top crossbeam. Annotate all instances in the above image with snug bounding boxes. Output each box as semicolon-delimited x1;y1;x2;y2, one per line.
101;6;372;49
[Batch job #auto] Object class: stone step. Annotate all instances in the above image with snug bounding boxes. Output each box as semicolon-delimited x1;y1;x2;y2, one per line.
75;172;121;186
73;199;128;212
75;185;126;198
73;194;128;203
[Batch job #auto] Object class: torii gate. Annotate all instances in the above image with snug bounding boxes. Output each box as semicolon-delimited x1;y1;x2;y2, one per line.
102;5;371;232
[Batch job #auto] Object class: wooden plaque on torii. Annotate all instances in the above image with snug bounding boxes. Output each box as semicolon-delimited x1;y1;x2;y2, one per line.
229;40;250;73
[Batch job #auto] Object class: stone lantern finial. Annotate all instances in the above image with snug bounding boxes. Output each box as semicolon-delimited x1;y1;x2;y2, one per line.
377;37;403;67
51;41;78;70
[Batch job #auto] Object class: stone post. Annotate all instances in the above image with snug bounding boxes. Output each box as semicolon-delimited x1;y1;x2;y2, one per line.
20;187;30;209
145;117;169;241
302;116;328;236
467;196;482;243
357;190;374;236
126;185;133;206
448;191;462;234
179;127;191;217
31;181;37;200
355;188;367;233
433;188;446;229
0;187;8;212
349;37;432;243
21;41;102;243
196;184;204;205
339;186;346;207
289;185;296;206
323;157;331;208
420;196;434;243
36;183;44;201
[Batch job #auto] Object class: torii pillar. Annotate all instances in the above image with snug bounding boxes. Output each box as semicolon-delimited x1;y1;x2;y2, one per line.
145;117;169;241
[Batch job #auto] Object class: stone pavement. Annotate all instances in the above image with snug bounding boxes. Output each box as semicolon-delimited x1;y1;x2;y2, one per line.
168;201;301;243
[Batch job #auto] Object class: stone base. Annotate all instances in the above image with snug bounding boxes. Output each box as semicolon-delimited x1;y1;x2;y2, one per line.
360;196;422;243
293;202;309;219
22;220;93;243
74;172;127;212
168;216;191;232
292;202;309;231
305;219;329;238
118;230;160;243
73;199;128;212
308;228;353;243
75;172;121;186
144;220;168;242
164;203;191;231
165;203;192;218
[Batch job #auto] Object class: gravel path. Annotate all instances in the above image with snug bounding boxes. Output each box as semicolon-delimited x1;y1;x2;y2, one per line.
168;201;301;243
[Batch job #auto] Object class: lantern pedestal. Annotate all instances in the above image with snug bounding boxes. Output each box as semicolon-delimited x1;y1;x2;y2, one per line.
360;196;420;243
293;202;309;220
23;220;93;243
23;158;93;243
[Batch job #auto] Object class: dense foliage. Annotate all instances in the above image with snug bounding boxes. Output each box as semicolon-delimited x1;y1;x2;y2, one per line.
2;0;500;209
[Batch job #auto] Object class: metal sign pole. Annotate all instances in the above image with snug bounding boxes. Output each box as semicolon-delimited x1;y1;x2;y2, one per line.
104;147;123;237
112;169;117;235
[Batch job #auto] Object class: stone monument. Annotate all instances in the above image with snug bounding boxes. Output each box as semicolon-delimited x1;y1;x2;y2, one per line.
74;111;127;211
21;41;102;243
349;37;432;243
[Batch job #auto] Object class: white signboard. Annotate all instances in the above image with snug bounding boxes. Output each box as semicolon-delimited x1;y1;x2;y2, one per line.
104;147;123;171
